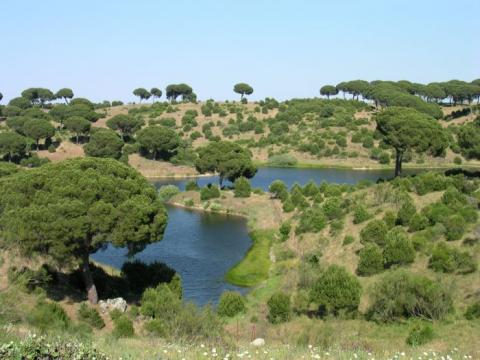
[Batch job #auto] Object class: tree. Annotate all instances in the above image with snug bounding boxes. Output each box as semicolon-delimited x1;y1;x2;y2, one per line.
0;132;27;162
0;92;3;102
319;85;339;99
457;120;480;159
106;114;144;141
310;265;361;316
136;126;180;160
21;88;55;107
165;84;193;102
195;141;257;186
150;88;162;102
0;158;168;303
9;97;31;109
55;88;74;104
84;129;124;159
375;107;448;177
133;88;151;103
233;83;254;100
64;116;91;143
23;119;55;150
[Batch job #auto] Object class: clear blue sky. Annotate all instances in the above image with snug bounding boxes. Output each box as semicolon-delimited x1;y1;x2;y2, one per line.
1;0;478;103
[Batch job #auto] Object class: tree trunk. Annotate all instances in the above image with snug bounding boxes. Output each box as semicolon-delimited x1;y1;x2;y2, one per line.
76;134;79;144
394;150;403;177
36;139;39;151
81;254;98;304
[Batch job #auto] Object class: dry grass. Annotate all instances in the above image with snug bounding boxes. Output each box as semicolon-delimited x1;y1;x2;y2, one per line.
37;141;85;162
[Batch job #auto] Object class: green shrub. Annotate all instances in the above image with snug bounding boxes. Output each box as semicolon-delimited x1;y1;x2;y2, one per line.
185;180;199;191
310;265;361;316
357;244;384;276
279;221;291;241
442;214;466;241
408;214;429;232
302;180;319;197
322;196;343;220
48;144;56;153
397;200;417;226
378;152;390;164
383;228;415;267
113;315;134;338
383;210;397;229
343;235;355;246
360;219;388;246
109;309;123;322
282;196;295;212
27;301;70;332
269;180;288;200
453;156;462;165
217;291;246;317
267;292;291;324
465;301;480;320
234;177;251;198
428;242;477;274
329;219;344;236
406;324;434;346
144;318;167;336
158;185;180;201
267;153;298;167
296;206;327;234
290;186;308;209
200;184;220;200
353;205;371;224
77;303;105;329
368;270;453;321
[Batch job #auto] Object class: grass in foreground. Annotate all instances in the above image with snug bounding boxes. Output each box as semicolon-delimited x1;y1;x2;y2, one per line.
225;229;274;287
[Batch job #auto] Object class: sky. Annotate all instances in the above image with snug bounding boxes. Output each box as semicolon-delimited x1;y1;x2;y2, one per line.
0;0;478;103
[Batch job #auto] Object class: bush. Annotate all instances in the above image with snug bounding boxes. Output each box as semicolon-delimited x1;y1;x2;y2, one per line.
322;196;343;220
310;265;361;316
378;152;390;164
158;185;180;201
113;315;134;338
217;291;246;317
296;206;327;234
269;180;288;200
27;301;70;332
267;153;298;167
406;324;434;346
428;242;477;274
200;184;220;200
383;210;397;229
360;220;388;246
465;301;480;320
397;200;417;226
343;235;355;246
442;214;466;241
267;292;291;324
78;303;105;329
357;244;384;276
408;214;429;232
279;221;291;241
383;228;415;267
353;205;371;224
234;177;251;198
368;270;453;321
282;197;295;212
185;180;199;191
454;156;462;165
144;319;167;336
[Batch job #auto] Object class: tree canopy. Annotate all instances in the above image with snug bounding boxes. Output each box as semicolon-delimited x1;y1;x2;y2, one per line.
375;107;448;176
0;92;3;102
136;126;180;160
133;88;151;103
0;158;168;303
319;85;339;99
457;119;480;159
165;84;193;102
233;83;254;99
55;88;74;104
0;132;27;162
64;116;91;143
106;114;144;141
84;129;124;159
195;141;257;185
150;88;162;101
23;119;56;149
21;88;55;107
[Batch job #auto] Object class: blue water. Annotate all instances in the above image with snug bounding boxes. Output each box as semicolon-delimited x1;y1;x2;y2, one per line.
93;166;422;305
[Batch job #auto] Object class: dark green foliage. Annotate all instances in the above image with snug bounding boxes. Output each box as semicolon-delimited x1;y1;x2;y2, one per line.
144;319;167;336
27;301;70;331
322;196;343;220
310;265;361;316
343;235;355;245
113;315;134;338
185;180;199;191
64;116;91;143
279;221;291;241
406;324;434;346
233;83;254;99
302;180;319;197
55;88;74;103
357;244;384;276
106;114;144;140
23;119;55;149
465;301;480;320
269;180;288;200
383;210;397;229
457;121;480;159
217;291;246;317
234;176;251;198
166;83;194;102
136;126;180;160
383;228;415;267
0;162;19;177
0;132;27;161
19;154;50;168
77;303;105;329
196;141;257;185
158;184;180;201
360;219;388;246
319;85;339;99
396;200;416;226
428;242;477;274
368;270;453;321
282;196;295;212
200;184;220;200
353;205;371;224
0;158;167;303
408;214;429;232
84;129;124;159
442;215;466;241
296;206;327;234
133;88;151;102
267;292;291;324
121;260;176;294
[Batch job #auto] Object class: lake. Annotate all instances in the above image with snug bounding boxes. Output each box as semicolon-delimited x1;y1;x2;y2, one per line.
93;166;423;305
